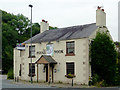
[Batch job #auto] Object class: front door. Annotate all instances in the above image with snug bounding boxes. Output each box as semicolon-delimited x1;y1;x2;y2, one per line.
45;64;48;82
52;66;53;82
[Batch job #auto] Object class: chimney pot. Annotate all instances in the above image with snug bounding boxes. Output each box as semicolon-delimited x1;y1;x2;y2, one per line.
42;19;45;22
97;6;101;9
102;9;104;11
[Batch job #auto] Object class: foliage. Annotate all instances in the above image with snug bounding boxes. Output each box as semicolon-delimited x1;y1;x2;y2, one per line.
49;26;57;30
92;74;101;84
65;73;76;78
1;9;57;74
91;74;107;87
7;68;14;79
114;42;120;85
90;31;117;86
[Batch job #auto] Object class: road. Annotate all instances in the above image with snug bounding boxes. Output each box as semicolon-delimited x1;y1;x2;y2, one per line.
1;75;120;90
1;75;54;88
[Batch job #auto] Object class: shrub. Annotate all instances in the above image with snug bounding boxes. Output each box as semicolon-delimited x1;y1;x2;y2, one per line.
92;74;101;84
90;31;117;86
7;68;14;79
92;74;108;87
58;81;63;84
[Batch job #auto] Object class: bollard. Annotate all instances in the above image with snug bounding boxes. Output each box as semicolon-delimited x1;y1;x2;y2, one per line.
72;78;73;86
17;77;18;82
49;75;51;85
15;77;16;82
17;76;19;82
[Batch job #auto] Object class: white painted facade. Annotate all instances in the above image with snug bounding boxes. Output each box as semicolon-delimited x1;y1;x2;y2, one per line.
14;7;110;85
14;38;90;84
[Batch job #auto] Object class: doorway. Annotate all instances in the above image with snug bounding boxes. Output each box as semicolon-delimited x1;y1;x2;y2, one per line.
50;64;54;82
45;64;48;82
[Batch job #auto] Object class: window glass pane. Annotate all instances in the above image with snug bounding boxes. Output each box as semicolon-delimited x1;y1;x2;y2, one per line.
68;48;74;53
31;47;35;51
67;43;71;48
29;63;35;75
31;52;35;56
66;62;74;75
71;42;74;47
66;41;74;54
29;46;35;57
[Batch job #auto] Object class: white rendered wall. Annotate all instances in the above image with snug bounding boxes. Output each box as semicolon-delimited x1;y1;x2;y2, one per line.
14;38;90;85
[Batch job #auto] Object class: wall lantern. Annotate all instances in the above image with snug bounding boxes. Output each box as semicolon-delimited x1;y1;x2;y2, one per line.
43;69;45;73
43;66;45;73
54;69;57;73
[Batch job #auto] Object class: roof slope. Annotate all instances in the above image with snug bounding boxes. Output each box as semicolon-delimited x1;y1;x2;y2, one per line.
24;23;97;43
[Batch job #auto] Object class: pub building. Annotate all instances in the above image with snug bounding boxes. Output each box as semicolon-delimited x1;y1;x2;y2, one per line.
14;7;111;85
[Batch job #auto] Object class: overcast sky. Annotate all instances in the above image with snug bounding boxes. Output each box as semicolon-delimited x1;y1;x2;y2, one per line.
0;0;119;41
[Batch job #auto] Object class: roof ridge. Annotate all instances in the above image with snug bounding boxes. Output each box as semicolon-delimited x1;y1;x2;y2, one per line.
24;23;97;44
49;23;96;31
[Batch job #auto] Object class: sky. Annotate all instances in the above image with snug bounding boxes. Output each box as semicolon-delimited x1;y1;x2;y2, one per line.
0;0;119;41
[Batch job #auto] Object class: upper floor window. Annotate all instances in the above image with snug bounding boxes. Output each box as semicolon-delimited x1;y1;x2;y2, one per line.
29;46;35;57
66;41;75;56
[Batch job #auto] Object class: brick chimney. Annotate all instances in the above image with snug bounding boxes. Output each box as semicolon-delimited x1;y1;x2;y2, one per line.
40;19;49;33
96;6;106;27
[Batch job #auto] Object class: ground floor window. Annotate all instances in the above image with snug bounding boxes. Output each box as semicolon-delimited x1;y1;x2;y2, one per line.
66;62;75;75
29;63;35;76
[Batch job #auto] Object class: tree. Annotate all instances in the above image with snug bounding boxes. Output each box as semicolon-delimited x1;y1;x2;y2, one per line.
2;10;31;73
114;42;120;85
90;31;117;86
1;9;57;74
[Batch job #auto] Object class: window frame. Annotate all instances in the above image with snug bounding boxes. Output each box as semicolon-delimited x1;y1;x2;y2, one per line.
29;63;35;77
29;45;35;58
66;62;75;75
66;41;75;56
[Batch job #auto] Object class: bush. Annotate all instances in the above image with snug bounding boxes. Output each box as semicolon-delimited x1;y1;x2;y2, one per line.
94;80;107;87
92;74;107;87
7;68;14;79
90;31;117;86
92;74;100;84
114;63;120;85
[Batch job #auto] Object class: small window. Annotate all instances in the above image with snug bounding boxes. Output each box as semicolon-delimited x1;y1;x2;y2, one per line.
29;63;35;77
29;46;35;57
66;41;75;55
19;64;21;76
66;62;75;75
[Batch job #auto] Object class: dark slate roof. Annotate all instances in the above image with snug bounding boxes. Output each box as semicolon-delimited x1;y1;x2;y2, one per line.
36;55;57;64
24;23;97;43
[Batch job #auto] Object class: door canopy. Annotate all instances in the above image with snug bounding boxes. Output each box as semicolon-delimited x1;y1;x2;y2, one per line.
35;55;57;64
